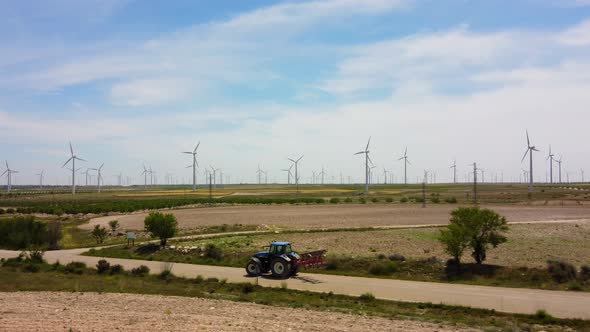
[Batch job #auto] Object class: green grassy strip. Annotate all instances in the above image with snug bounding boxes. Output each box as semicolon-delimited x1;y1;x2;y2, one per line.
0;261;587;331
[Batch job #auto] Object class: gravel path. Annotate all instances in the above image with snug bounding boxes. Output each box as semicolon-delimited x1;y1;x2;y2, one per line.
0;292;474;332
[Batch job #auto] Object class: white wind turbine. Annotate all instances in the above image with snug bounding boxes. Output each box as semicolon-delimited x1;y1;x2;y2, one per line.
547;145;555;184
90;163;104;193
450;159;457;184
556;156;563;184
35;170;44;189
62;142;86;195
281;164;293;184
521;130;539;193
141;165;149;189
354;137;372;195
397;147;410;185
82;168;92;186
182;142;200;191
288;155;304;193
210;165;219;189
1;161;18;193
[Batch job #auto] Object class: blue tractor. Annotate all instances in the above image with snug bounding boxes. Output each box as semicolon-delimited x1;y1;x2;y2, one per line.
245;241;325;279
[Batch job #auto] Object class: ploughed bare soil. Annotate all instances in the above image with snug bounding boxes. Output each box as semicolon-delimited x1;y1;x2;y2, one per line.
0;292;473;332
85;204;590;231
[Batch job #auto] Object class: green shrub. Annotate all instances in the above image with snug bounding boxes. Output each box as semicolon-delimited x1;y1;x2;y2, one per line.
580;265;590;281
371;197;379;203
144;212;177;247
344;197;353;203
388;254;406;262
359;197;366;204
0;216;48;249
445;197;458;204
159;269;173;280
399;197;408;203
359;292;375;302
241;283;255;294
64;262;86;275
547;260;577;283
204;243;223;260
108;220;120;233
329;197;341;204
109;264;124;275
368;262;398;275
131;265;150;276
430;197;440;203
96;259;110;274
91;225;108;244
385;197;393;203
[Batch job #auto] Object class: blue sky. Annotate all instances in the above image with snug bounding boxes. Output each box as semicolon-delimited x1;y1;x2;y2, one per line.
1;0;590;185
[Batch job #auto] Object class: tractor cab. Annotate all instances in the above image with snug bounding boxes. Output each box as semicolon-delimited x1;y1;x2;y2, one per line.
268;241;292;255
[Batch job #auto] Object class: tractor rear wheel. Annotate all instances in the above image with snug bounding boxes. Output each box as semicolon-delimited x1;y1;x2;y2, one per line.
245;260;261;277
270;258;290;279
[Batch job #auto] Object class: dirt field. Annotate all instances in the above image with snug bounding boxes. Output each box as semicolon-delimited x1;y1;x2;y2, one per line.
0;292;473;332
85;204;590;231
175;222;590;268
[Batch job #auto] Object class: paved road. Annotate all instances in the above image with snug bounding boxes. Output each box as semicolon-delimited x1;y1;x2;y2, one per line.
2;247;590;320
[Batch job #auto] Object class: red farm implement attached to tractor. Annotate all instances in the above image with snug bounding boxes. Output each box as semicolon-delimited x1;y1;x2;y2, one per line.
245;242;326;279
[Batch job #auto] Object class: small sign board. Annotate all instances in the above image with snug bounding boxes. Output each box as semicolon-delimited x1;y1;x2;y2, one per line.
126;232;136;247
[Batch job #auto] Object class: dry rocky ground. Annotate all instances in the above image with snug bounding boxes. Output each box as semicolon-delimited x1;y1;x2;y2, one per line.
0;292;474;332
86;204;590;231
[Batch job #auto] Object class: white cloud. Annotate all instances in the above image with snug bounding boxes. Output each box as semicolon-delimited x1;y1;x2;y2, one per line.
558;19;590;46
109;78;195;107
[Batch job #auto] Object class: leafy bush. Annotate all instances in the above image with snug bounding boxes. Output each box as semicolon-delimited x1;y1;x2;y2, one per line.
359;197;366;204
430;197;440;203
445;197;458;204
159;269;173;280
0;216;48;249
64;262;86;275
385;197;393;203
46;221;62;250
359;292;375;302
368;261;398;275
388;253;406;262
344;197;353;203
241;283;255;294
131;265;150;276
108;220;120;233
204;243;223;260
547;260;577;283
329;197;341;204
91;225;108;244
109;264;124;275
144;212;177;247
399;197;408;203
96;259;110;274
371;197;379;203
580;265;590;281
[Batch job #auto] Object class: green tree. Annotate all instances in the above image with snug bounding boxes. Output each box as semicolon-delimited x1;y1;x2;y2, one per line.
439;207;508;265
91;225;108;244
108;220;120;234
144;212;177;247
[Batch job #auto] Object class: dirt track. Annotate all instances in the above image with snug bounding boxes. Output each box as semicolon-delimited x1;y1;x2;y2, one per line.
0;292;472;332
85;204;590;231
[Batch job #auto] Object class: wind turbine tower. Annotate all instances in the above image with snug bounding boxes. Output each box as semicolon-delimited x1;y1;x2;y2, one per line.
556;156;563;184
35;170;44;189
397;147;410;185
281;164;293;184
547;146;555;184
288;155;304;193
450;160;457;184
1;161;18;193
91;163;104;193
520;130;539;193
182;142;200;191
62;142;85;195
354;137;372;195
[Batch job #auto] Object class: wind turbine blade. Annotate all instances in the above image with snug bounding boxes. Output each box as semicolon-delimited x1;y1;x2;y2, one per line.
365;136;371;151
288;158;296;163
297;155;304;162
186;165;192;168
195;159;199;168
62;157;73;168
397;157;404;161
404;147;407;156
0;170;7;177
354;151;365;155
182;152;193;154
194;141;200;153
406;159;412;165
521;149;529;163
526;130;530;147
69;142;73;155
76;157;87;162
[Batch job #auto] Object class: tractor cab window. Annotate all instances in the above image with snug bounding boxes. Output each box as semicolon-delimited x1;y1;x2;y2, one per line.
283;245;292;254
270;244;291;255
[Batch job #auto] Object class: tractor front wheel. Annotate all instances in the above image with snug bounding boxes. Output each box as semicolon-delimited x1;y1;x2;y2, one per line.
245;260;261;277
270;258;290;279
